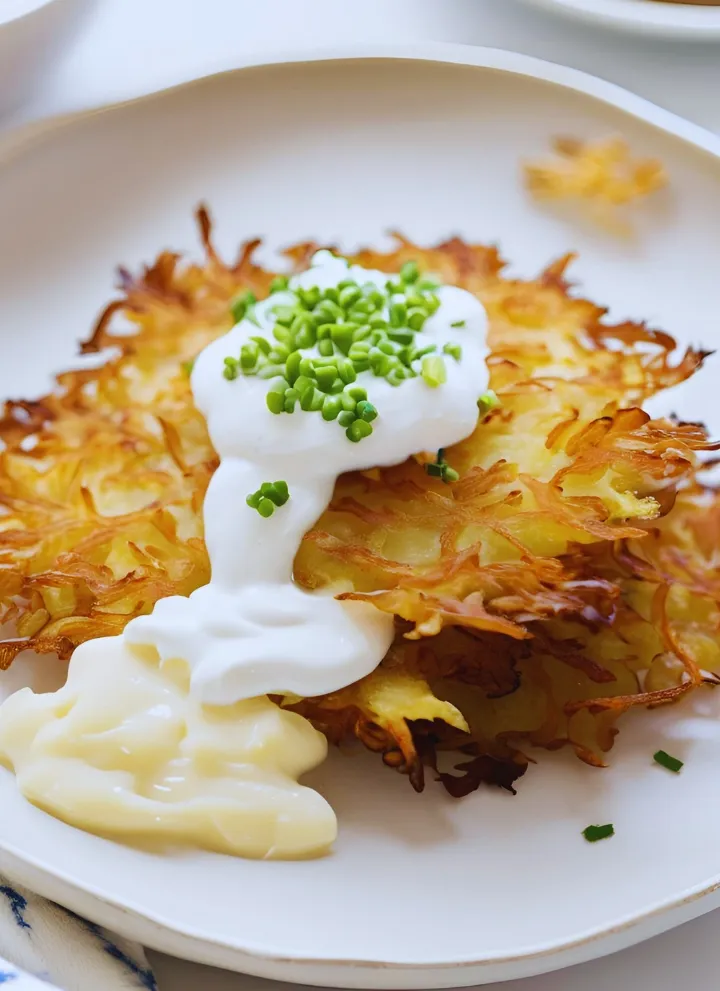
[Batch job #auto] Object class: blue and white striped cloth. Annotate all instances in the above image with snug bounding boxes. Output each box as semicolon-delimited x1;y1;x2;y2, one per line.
0;876;157;989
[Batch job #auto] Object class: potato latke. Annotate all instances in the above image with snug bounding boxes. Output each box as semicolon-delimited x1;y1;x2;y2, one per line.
0;207;717;796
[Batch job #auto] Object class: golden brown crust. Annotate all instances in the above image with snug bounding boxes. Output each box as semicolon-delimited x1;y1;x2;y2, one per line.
0;205;717;795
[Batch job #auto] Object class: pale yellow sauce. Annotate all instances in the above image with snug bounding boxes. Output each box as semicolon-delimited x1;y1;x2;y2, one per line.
0;638;336;859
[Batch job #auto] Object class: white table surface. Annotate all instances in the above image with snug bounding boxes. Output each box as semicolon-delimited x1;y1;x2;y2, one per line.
9;1;720;988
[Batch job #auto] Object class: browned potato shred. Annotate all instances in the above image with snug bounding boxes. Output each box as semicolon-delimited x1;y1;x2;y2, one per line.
524;136;668;228
0;206;717;797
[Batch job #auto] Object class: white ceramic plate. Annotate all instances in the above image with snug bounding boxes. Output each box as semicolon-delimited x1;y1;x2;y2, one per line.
0;0;93;117
1;45;720;989
520;0;720;38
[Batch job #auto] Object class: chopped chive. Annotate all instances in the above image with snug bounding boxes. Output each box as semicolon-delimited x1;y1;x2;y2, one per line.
388;329;415;346
272;325;292;345
389;301;407;328
315;365;338;392
400;260;419;284
443;343;462;362
653;750;684;773
451;320;466;329
421;355;447;388
321;395;343;421
339;285;362;310
181;358;195;377
582;824;614;843
297;285;321;309
340;391;358;413
250;335;272;355
230;289;257;324
285;350;302;384
338;410;356;428
223;357;239;381
425;449;459;484
356;400;377;423
269;275;289;294
257;498;275;518
300;384;320;410
247;481;290;517
346;419;373;443
425;293;441;315
330;324;355;356
257;362;285;380
283;388;299;413
477;390;500;415
240;343;259;371
406;308;427;331
294;323;317;350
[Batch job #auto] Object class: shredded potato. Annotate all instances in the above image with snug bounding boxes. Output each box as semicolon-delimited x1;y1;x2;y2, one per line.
0;206;717;797
524;136;668;229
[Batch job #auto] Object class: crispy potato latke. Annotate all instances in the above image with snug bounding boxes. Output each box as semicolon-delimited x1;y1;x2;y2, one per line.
0;206;718;797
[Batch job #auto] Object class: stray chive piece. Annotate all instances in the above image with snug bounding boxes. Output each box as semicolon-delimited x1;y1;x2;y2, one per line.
269;275;289;294
421;355;447;388
477;389;500;416
181;358;195;377
450;320;466;328
425;448;459;485
582;824;615;843
653;750;684;773
230;289;257;324
246;480;290;517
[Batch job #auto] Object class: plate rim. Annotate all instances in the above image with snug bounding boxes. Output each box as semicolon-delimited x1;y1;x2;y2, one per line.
517;0;720;39
2;41;720;986
4;42;720;151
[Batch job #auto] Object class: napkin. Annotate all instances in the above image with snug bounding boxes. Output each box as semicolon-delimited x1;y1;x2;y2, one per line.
0;875;157;989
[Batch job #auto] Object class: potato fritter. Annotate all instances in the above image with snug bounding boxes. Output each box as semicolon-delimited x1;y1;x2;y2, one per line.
0;207;716;796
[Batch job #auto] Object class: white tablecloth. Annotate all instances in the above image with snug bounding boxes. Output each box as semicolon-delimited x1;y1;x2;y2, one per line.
9;1;720;989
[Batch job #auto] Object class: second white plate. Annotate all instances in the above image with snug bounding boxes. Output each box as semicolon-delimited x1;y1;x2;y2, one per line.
520;0;720;38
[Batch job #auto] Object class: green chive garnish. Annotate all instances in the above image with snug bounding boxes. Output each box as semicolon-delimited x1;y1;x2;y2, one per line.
181;358;195;377
223;256;456;443
269;275;289;294
451;320;466;328
421;355;447;388
443;343;462;361
247;481;290;517
230;289;256;324
583;824;614;843
346;419;373;443
654;750;684;773
425;448;459;484
223;357;239;380
400;260;419;284
477;390;500;416
355;400;377;423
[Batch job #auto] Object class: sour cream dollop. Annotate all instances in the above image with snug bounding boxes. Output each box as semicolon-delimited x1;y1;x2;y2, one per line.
125;251;490;702
0;250;489;859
